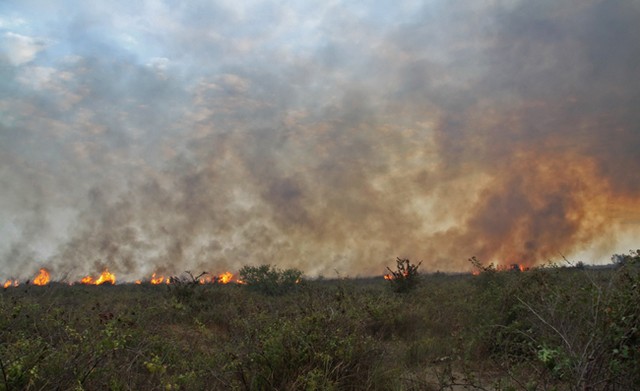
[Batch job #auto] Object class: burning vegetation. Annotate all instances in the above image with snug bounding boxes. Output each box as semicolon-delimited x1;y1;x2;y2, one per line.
33;268;50;286
80;269;117;285
0;260;535;289
3;279;19;288
3;268;50;288
468;256;532;275
1;268;244;287
384;258;422;293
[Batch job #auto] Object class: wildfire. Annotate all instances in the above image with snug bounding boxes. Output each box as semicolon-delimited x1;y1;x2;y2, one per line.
3;279;19;288
218;271;233;284
33;268;50;286
150;273;169;285
383;271;410;280
2;268;245;286
471;263;529;275
80;269;116;285
95;269;116;285
497;263;529;272
198;271;239;284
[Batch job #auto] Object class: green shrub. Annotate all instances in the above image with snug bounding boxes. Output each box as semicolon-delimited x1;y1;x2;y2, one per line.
471;258;640;390
239;265;303;295
226;309;388;390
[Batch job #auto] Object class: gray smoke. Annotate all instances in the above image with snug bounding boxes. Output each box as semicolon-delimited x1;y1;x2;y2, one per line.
1;0;639;280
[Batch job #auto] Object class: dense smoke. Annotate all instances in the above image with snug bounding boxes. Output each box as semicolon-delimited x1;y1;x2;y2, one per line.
1;0;639;280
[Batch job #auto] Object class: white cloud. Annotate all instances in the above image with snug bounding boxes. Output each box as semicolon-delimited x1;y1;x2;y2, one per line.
1;32;48;66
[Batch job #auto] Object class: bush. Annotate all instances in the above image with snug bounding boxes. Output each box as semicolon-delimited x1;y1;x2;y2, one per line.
239;265;303;296
227;312;386;390
612;249;640;267
385;258;422;293
471;259;640;390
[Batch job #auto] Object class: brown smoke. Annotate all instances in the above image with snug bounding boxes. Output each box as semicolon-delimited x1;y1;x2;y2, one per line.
2;0;640;279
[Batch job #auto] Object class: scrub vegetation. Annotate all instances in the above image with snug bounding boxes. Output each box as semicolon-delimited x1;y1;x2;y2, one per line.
1;253;639;390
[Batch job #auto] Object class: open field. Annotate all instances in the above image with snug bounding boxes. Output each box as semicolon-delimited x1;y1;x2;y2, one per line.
1;262;639;390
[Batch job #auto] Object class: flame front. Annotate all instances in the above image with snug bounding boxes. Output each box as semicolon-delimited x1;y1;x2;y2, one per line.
197;271;238;284
79;269;116;285
150;273;166;285
218;272;233;284
95;269;116;285
383;274;392;280
33;268;50;286
2;268;246;286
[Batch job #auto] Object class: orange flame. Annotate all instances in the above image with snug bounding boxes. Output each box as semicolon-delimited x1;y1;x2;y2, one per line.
33;268;50;286
79;269;116;285
197;272;238;284
471;262;529;275
150;273;166;285
3;279;19;288
218;272;233;284
383;274;392;280
95;269;116;285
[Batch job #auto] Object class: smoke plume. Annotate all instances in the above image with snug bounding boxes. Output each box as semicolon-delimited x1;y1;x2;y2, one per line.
1;0;639;279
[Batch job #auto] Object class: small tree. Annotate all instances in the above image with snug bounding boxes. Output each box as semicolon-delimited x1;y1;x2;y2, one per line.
385;257;422;293
612;249;640;267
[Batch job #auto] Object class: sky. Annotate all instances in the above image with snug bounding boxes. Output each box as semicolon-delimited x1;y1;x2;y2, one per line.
1;0;639;280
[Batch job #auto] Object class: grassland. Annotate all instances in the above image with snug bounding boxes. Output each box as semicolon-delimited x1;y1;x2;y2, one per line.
1;261;638;390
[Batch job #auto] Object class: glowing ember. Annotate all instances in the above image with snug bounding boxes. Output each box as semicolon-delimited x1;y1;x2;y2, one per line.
33;268;50;286
383;271;410;280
